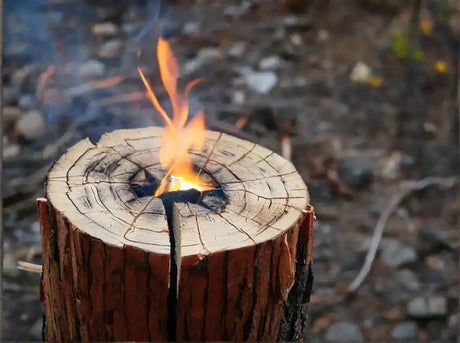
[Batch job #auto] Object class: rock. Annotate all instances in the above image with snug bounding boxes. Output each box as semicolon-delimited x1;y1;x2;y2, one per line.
338;157;374;190
183;22;200;35
92;22;119;36
280;75;308;89
381;239;418;267
227;41;246;58
350;61;372;83
325;322;363;342
3;143;20;160
290;33;302;46
3;106;22;125
224;3;251;17
79;60;106;79
418;226;453;253
282;16;312;31
391;321;418;340
98;40;123;58
318;29;330;42
448;313;458;328
245;71;278;94
3;253;17;275
425;255;446;271
231;90;246;105
183;48;222;74
15;110;46;141
395;269;421;291
259;55;282;71
407;296;447;318
29;318;43;340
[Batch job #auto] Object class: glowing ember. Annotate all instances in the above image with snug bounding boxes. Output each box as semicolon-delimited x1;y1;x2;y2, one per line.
138;37;215;196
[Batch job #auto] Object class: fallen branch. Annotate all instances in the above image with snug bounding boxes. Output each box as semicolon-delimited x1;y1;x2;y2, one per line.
347;176;457;294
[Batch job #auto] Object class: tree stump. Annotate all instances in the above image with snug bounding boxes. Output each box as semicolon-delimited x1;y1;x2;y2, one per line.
37;126;314;342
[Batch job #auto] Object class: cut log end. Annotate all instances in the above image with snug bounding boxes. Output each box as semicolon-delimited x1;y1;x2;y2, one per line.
39;126;314;342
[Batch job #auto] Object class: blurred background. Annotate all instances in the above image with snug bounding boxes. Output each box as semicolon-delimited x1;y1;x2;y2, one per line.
2;0;459;341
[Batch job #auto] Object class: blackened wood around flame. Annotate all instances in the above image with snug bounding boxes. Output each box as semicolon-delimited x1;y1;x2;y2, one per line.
130;169;228;213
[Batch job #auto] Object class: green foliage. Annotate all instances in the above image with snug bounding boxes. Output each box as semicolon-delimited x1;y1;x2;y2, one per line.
390;31;424;62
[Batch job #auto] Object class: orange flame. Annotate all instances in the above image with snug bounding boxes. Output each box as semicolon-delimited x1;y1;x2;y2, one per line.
138;37;214;196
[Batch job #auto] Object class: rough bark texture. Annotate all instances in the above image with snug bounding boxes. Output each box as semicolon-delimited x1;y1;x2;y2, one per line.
38;126;314;342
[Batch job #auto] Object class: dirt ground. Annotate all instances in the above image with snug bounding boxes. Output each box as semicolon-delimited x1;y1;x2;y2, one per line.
3;0;459;341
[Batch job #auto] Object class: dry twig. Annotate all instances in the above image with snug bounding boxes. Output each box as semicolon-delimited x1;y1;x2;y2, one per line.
347;176;457;293
17;261;43;274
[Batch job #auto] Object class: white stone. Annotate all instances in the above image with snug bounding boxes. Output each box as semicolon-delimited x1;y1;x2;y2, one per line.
350;61;372;83
92;22;119;36
227;42;246;58
15;110;46;141
231;90;246;105
407;296;447;318
391;322;418;340
98;40;123;58
183;48;221;74
183;22;200;35
381;239;417;267
259;55;282;71
245;71;278;94
3;143;20;160
79;60;106;78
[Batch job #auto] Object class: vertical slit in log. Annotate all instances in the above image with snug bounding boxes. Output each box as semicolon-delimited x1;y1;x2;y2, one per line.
162;198;178;341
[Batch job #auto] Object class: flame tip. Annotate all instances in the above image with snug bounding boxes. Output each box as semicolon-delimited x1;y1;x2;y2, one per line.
140;37;211;195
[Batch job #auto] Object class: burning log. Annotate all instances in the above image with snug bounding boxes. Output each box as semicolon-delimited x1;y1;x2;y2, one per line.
37;126;314;342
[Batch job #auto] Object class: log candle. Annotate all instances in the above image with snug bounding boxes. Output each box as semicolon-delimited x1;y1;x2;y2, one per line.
37;127;313;342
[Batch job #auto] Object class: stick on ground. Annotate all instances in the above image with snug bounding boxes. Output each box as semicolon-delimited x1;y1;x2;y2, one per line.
348;176;457;294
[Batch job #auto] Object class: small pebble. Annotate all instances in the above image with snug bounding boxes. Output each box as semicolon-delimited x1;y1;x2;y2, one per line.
183;22;200;35
79;60;106;79
98;40;123;58
259;55;282;71
395;269;421;291
3;106;22;124
325;322;363;342
381;239;418;267
227;42;246;58
3;143;20;160
231;90;246;105
245;71;278;94
15;110;46;141
407;296;447;318
92;22;119;36
350;61;372;83
391;321;418;340
183;48;221;74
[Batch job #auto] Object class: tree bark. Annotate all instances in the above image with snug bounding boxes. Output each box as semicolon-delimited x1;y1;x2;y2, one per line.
38;126;314;342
